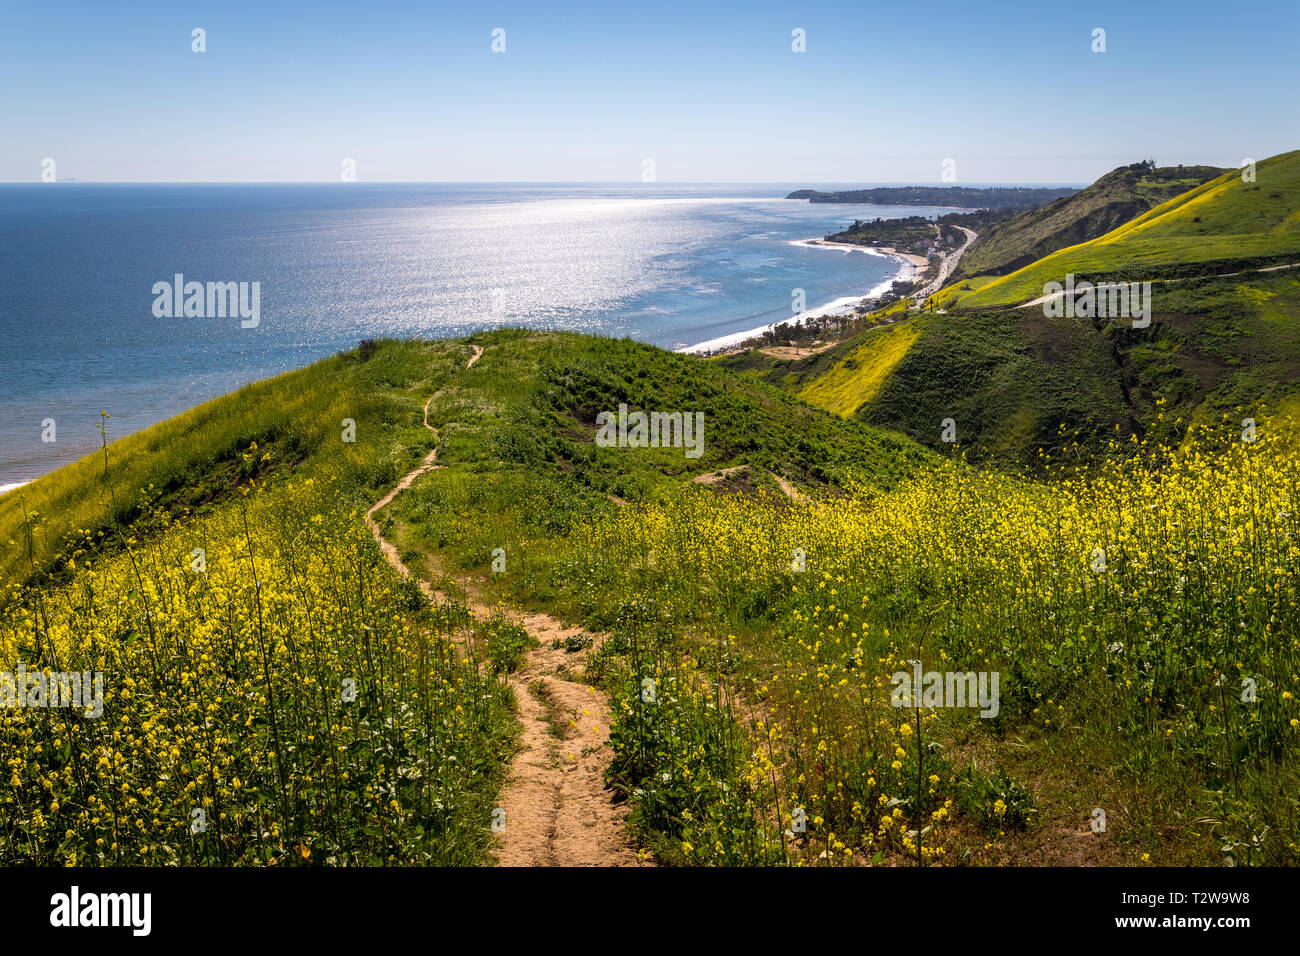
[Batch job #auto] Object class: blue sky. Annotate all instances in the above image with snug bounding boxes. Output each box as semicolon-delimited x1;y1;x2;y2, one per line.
2;0;1296;183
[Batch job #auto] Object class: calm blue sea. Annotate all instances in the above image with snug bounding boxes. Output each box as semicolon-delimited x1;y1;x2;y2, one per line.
0;183;958;485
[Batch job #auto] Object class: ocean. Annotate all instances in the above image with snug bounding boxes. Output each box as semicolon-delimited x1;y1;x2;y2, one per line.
0;183;959;486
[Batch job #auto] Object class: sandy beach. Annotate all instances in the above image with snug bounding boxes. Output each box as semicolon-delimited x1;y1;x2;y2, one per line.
678;238;919;355
792;236;929;270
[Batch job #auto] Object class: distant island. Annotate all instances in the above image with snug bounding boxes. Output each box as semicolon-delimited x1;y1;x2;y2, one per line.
786;185;1079;209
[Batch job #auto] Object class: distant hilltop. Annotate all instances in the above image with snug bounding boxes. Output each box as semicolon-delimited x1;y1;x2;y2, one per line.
786;185;1079;209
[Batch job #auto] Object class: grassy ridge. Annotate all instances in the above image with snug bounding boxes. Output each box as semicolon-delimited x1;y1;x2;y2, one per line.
797;323;921;418
740;270;1300;467
381;330;938;620
426;329;935;497
379;334;1300;866
750;150;1300;466
723;304;1134;467
0;341;472;591
944;150;1300;309
955;161;1225;280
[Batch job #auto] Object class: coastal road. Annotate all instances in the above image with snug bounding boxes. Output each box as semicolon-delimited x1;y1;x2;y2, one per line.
914;225;976;302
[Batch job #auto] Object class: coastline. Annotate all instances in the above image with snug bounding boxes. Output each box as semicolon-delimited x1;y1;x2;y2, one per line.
677;239;920;356
2;233;921;484
790;237;930;270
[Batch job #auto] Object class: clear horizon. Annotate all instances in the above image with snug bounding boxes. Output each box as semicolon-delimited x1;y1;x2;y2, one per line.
0;179;1093;185
3;0;1296;184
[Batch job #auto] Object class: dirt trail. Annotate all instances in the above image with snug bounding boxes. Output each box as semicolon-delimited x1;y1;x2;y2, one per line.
692;464;802;501
494;616;641;867
363;394;445;600
1018;260;1300;309
771;473;802;501
363;344;482;600
364;342;641;867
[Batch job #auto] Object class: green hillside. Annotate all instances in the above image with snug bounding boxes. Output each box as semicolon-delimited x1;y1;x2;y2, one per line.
7;328;1300;868
942;150;1300;309
376;333;1300;866
1;332;939;866
0;341;472;591
865;269;1300;462
723;305;1135;466
955;160;1225;280
742;150;1300;465
736;268;1300;466
377;330;937;604
1;333;934;593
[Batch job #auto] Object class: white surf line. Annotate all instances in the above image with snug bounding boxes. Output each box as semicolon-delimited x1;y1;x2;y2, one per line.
0;482;31;496
789;237;925;278
678;239;917;355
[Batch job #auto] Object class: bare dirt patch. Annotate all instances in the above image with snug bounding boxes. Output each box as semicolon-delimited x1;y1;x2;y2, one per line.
759;342;838;360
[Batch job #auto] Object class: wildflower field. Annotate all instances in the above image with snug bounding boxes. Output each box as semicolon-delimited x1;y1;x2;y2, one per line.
573;418;1300;865
1;340;521;866
390;335;1300;867
0;474;515;865
4;331;1297;867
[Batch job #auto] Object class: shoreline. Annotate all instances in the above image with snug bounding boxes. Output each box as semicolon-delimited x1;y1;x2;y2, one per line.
677;239;920;355
790;237;930;270
4;237;919;483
